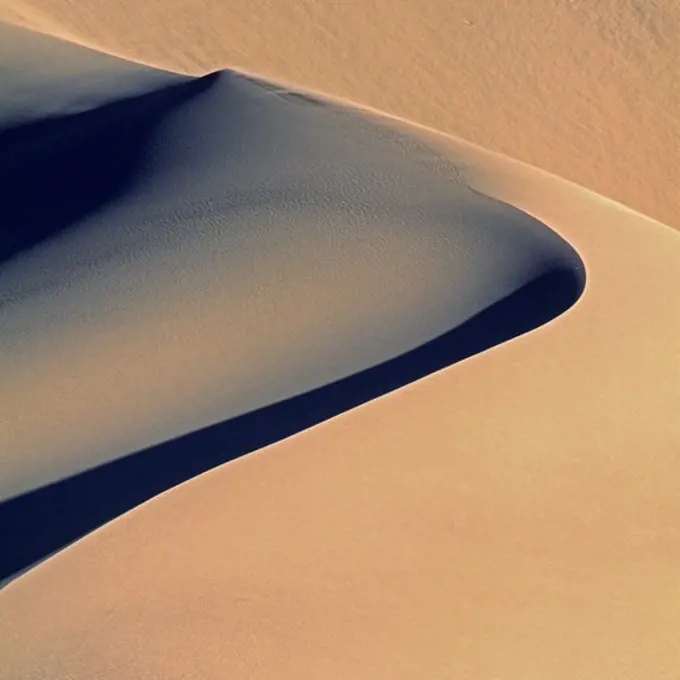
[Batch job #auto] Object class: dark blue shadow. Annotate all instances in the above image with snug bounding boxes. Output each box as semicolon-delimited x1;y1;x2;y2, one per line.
0;72;217;265
0;264;584;583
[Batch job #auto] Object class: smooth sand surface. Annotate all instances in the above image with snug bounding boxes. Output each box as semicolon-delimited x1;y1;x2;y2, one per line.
0;23;583;505
1;5;679;680
0;0;678;229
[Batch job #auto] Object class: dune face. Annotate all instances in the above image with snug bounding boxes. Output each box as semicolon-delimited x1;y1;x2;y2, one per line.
0;22;189;128
2;6;680;680
1;0;678;229
0;25;585;582
0;25;583;505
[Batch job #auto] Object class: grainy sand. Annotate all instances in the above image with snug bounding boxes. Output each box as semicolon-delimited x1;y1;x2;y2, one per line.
1;3;679;679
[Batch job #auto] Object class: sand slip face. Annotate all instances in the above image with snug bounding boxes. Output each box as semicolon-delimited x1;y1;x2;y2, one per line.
0;24;582;506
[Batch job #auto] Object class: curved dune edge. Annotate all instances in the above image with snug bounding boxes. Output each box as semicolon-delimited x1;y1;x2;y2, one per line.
1;116;679;678
0;21;584;505
0;23;585;582
1;14;679;680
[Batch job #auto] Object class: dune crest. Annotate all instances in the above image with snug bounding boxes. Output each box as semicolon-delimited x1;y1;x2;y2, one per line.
1;0;678;228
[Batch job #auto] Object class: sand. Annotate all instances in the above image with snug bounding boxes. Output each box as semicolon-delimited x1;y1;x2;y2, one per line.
1;0;678;230
1;4;679;679
0;22;583;506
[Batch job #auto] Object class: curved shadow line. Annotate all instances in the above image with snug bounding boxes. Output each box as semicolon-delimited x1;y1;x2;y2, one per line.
0;265;585;584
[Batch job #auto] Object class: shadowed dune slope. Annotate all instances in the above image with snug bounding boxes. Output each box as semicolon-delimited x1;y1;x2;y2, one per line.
0;22;190;128
0;269;581;582
1;23;583;510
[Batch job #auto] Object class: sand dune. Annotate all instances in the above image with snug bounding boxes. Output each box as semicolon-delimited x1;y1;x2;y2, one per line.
1;7;679;680
1;0;678;229
0;23;583;504
0;24;583;580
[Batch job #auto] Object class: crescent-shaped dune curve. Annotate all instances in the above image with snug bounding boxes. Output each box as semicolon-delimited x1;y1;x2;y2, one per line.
0;22;584;576
1;10;679;680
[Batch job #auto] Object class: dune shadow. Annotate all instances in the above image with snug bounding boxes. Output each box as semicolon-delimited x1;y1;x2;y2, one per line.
0;72;218;265
0;264;584;583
